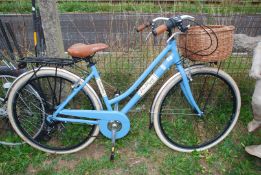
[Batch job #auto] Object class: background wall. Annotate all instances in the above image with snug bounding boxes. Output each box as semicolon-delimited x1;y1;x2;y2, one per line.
0;0;260;110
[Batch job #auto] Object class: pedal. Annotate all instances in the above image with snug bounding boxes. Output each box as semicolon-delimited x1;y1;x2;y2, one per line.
110;146;115;161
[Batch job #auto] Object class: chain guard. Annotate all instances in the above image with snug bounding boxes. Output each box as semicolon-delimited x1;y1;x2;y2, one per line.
99;113;130;139
57;109;131;140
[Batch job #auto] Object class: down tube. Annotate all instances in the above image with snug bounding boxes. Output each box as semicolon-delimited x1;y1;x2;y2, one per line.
121;50;177;114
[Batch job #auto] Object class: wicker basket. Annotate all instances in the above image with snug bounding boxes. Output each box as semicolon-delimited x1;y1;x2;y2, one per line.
177;25;235;62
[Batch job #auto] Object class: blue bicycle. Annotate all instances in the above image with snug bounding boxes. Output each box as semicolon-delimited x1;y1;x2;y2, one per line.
7;15;241;158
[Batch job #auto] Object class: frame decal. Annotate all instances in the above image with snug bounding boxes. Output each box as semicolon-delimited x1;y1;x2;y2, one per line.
96;78;107;97
160;65;166;71
137;74;158;97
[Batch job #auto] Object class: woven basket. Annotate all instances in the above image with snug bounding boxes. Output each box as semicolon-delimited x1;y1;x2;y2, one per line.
177;25;235;62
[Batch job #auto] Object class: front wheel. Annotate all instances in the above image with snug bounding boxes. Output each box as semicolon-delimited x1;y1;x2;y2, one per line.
152;67;241;152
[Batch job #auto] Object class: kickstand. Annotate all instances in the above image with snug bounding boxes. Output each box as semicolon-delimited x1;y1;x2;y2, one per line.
110;129;116;161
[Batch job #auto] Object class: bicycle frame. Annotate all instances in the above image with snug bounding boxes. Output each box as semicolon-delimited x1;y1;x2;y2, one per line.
49;40;203;131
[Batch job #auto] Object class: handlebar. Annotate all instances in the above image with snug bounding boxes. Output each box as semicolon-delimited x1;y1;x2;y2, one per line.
136;21;152;32
180;15;195;21
136;15;195;36
152;24;168;36
152;17;169;22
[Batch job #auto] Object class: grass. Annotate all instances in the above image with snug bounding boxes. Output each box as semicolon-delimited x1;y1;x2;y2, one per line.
0;86;260;174
0;1;260;14
0;27;259;172
0;13;260;173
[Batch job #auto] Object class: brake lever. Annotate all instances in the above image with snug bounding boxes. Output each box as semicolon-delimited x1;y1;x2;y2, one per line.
178;24;190;33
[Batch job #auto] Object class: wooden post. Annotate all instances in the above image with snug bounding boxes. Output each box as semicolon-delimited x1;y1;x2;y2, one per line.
38;0;65;58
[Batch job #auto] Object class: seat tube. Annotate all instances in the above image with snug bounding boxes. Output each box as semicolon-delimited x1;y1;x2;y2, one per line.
91;65;112;111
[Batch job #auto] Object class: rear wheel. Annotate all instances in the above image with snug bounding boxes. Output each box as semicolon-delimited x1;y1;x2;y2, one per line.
153;67;241;152
8;68;102;153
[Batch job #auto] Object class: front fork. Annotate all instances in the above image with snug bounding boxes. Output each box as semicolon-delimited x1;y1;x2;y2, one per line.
177;64;203;116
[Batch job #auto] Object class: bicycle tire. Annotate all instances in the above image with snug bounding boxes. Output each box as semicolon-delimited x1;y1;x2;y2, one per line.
8;67;102;154
152;67;241;152
0;72;25;146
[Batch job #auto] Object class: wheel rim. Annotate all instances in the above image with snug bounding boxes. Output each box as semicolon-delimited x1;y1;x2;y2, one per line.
158;72;237;149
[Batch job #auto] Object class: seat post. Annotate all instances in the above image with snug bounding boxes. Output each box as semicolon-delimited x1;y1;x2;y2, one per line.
85;55;96;66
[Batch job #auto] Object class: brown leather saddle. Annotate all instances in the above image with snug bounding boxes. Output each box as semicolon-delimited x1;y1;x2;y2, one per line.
67;43;109;58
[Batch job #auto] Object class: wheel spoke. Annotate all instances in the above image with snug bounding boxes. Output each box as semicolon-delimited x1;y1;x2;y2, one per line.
156;69;239;150
9;73;98;152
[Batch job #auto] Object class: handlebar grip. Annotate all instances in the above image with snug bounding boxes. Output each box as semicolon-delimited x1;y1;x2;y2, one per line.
152;24;168;36
136;22;151;32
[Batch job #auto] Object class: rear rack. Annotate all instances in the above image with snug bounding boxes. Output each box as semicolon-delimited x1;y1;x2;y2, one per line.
18;57;81;66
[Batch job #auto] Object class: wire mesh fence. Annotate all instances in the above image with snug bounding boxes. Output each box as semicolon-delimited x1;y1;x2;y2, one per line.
0;0;260;110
